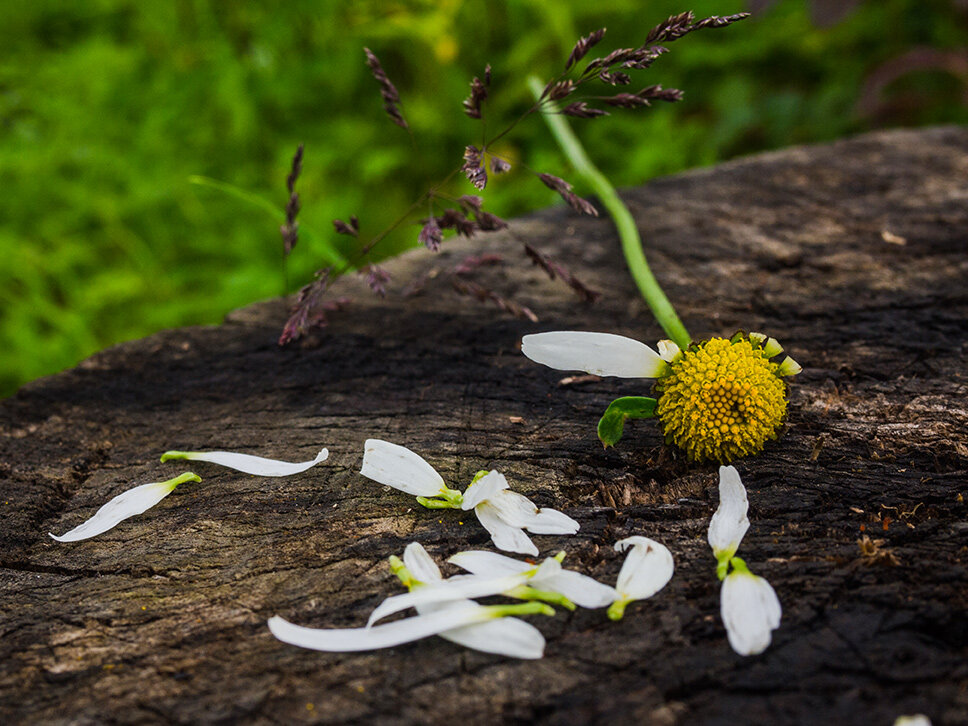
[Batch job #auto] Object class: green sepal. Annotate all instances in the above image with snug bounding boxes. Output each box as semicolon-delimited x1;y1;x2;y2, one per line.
416;496;461;510
728;556;751;576
597;396;658;448
607;598;630;621
505;584;577;611
483;601;556;619
160;451;191;463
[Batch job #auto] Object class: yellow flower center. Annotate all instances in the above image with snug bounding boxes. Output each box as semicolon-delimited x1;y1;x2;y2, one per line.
655;336;788;463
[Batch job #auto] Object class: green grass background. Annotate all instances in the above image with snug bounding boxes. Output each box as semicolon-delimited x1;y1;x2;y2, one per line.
1;0;966;397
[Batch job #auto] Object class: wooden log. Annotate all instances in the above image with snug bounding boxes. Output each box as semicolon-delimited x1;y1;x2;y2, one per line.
1;127;966;725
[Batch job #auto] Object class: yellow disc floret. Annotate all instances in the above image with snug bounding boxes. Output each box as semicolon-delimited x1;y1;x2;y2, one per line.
655;336;788;463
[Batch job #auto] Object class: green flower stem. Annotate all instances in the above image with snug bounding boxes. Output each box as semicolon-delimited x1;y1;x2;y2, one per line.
416;486;464;510
505;584;577;611
527;75;691;350
415;496;461;510
483;601;556;619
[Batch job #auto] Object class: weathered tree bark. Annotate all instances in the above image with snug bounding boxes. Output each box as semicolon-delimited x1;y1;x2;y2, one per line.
1;127;966;725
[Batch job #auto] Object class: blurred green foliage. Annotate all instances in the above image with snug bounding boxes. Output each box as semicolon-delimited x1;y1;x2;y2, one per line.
1;0;966;397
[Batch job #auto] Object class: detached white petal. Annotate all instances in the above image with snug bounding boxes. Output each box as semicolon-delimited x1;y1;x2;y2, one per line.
477;489;540;527
521;331;670;378
526;507;580;535
466;478;579;554
707;465;750;564
402;542;443;583
461;470;510;511
474;502;539;556
721;569;782;656
161;448;327;477
367;572;531;627
269;606;498;652
360;439;446;497
614;536;675;602
402;543;545;658
49;472;201;542
448;550;534;578
435;607;545;659
449;550;616;609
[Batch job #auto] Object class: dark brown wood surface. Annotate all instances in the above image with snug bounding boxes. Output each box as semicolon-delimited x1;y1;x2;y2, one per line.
1;127;966;725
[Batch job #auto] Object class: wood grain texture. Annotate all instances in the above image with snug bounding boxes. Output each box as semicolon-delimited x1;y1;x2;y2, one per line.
1;127;966;725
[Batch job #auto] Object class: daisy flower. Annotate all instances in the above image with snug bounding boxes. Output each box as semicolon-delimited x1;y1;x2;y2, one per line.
522;330;801;463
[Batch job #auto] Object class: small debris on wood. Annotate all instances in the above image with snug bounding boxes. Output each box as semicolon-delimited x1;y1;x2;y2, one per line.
857;535;900;566
881;229;907;245
809;433;828;461
558;374;602;386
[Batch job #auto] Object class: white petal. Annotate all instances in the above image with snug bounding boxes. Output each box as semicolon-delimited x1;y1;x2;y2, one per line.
360;439;446;497
521;331;670;379
526;507;580;535
707;465;750;560
366;572;530;627
475;502;538;556
268;607;495;652
411;581;546;659
480;489;540;527
49;473;200;542
534;570;617;609
402;542;442;583
436;606;545;659
483;490;579;535
721;571;782;656
460;470;510;510
406;561;545;659
448;550;534;578
657;339;681;363
161;448;327;477
450;551;615;609
614;536;675;601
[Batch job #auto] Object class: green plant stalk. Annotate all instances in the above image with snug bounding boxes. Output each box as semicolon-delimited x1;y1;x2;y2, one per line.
527;76;691;350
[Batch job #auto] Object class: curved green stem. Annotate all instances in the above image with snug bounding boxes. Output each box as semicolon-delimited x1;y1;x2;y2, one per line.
527;76;690;350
